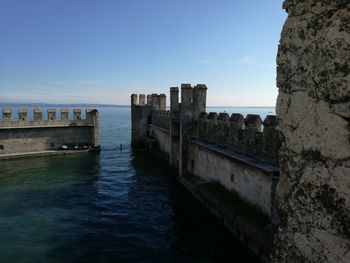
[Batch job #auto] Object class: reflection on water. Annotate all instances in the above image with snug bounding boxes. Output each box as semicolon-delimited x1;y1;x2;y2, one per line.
0;107;260;262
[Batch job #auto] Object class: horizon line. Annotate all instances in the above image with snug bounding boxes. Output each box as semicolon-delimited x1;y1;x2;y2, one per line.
0;102;276;108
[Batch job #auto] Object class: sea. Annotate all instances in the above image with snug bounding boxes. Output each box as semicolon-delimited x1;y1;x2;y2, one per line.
0;106;274;262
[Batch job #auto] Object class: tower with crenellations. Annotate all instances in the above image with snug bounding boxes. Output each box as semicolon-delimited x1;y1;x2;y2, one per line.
130;84;281;260
131;93;166;146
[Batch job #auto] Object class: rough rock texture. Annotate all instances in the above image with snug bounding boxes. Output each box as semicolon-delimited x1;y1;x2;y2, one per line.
275;0;350;262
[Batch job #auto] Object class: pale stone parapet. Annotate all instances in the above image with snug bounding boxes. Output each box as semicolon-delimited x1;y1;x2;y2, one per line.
0;108;99;127
0;108;100;153
33;108;42;121
48;108;56;121
86;109;100;148
61;109;69;120
3;109;12;121
73;109;81;121
18;109;28;121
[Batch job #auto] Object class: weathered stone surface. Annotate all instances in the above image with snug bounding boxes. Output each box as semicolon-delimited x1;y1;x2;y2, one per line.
190;140;277;218
277;91;350;160
275;1;350;262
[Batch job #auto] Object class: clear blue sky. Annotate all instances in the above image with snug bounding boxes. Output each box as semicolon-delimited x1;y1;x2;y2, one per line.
0;0;287;106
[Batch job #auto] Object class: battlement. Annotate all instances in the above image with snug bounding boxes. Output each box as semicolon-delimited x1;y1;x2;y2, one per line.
0;108;100;157
151;110;170;130
0;108;98;128
131;84;280;166
198;112;280;164
131;93;166;110
176;84;208;120
131;84;281;233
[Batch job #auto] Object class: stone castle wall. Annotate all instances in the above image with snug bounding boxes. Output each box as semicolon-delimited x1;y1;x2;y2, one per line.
131;93;165;146
0;108;100;156
189;140;278;217
197;112;280;165
0;108;87;127
131;84;281;217
275;0;350;262
131;87;281;167
152;110;170;130
131;84;280;258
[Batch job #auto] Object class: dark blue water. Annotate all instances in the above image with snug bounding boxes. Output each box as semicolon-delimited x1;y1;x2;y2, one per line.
0;107;265;262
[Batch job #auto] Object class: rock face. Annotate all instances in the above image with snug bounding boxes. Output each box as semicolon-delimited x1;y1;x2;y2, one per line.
275;0;350;262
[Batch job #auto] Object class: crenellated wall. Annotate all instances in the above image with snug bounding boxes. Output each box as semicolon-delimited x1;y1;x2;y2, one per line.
151;110;170;130
131;84;281;259
0;108;96;127
197;112;281;165
131;93;165;146
189;111;281;217
0;108;100;156
131;85;281;212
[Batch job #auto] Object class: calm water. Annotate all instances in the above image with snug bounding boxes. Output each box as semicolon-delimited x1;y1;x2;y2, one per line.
0;107;271;262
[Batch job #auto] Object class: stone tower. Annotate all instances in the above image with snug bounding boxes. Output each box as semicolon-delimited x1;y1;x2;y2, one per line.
179;84;207;176
131;93;166;146
86;109;100;148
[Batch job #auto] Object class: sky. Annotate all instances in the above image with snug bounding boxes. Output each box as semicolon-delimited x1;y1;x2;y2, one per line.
0;0;287;106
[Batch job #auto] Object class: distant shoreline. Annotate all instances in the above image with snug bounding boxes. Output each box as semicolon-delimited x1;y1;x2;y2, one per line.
0;103;275;108
0;103;129;108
